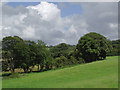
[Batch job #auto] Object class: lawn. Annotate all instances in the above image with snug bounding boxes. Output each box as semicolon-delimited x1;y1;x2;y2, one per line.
2;56;118;88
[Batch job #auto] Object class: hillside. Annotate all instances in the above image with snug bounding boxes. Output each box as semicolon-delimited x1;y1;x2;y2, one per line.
2;56;118;88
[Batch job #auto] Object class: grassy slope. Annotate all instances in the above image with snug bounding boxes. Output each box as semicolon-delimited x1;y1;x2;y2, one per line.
2;56;118;88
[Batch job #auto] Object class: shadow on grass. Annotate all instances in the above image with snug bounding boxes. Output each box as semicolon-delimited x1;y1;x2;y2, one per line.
1;60;101;79
2;73;11;77
2;70;45;80
2;72;28;80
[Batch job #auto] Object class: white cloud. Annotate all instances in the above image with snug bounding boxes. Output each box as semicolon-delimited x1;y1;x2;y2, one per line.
2;2;118;45
27;2;61;21
22;26;35;39
109;23;118;29
80;2;118;40
69;25;77;33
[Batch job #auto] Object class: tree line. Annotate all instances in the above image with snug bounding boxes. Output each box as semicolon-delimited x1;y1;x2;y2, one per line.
1;32;120;73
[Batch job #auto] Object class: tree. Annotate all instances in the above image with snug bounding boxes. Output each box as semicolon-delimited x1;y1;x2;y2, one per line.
35;40;48;71
2;61;8;71
107;39;120;56
50;43;75;58
2;36;23;51
44;48;54;71
76;32;112;63
13;41;31;72
2;36;23;73
25;40;37;71
54;56;68;68
2;51;12;71
60;56;68;66
55;57;62;68
69;56;77;65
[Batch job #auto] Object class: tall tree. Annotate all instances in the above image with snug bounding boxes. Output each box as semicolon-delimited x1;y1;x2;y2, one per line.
35;40;47;71
25;40;37;71
13;41;31;72
2;36;23;72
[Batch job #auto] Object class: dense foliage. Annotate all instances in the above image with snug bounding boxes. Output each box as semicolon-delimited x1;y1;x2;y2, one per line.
76;32;113;63
2;36;24;72
2;32;119;73
107;40;120;56
50;43;76;58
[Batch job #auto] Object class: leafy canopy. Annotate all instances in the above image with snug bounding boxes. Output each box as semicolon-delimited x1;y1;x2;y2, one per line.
76;32;112;62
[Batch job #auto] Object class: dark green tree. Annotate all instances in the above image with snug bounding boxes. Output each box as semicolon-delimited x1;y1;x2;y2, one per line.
2;61;8;71
35;40;48;71
107;39;120;56
76;32;112;63
50;43;75;58
2;51;12;71
44;50;54;71
13;41;31;72
2;36;23;72
24;40;37;71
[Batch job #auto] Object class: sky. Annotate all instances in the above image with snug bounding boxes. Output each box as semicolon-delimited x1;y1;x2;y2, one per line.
1;2;118;45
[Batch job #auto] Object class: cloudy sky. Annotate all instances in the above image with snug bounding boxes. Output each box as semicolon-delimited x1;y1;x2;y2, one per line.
1;2;118;45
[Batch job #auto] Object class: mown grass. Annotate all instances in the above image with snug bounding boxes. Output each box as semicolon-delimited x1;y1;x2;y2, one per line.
2;56;118;88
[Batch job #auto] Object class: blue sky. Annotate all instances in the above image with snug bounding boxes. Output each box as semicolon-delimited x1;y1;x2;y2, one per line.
7;2;83;17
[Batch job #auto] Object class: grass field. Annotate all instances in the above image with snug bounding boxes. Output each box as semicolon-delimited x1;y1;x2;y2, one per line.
2;56;118;88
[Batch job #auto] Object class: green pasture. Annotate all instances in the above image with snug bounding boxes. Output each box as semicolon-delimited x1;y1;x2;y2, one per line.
2;56;118;88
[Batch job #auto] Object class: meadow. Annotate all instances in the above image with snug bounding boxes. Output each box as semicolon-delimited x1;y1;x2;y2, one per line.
2;56;118;88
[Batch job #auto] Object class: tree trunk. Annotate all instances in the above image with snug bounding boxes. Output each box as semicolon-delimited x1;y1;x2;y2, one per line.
50;65;52;70
10;64;15;73
40;65;43;72
45;64;49;70
37;65;39;71
11;68;15;73
26;67;29;73
23;68;26;73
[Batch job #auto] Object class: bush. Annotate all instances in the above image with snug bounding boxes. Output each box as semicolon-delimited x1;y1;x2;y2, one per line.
69;56;77;64
55;57;62;68
55;56;68;68
77;57;85;64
